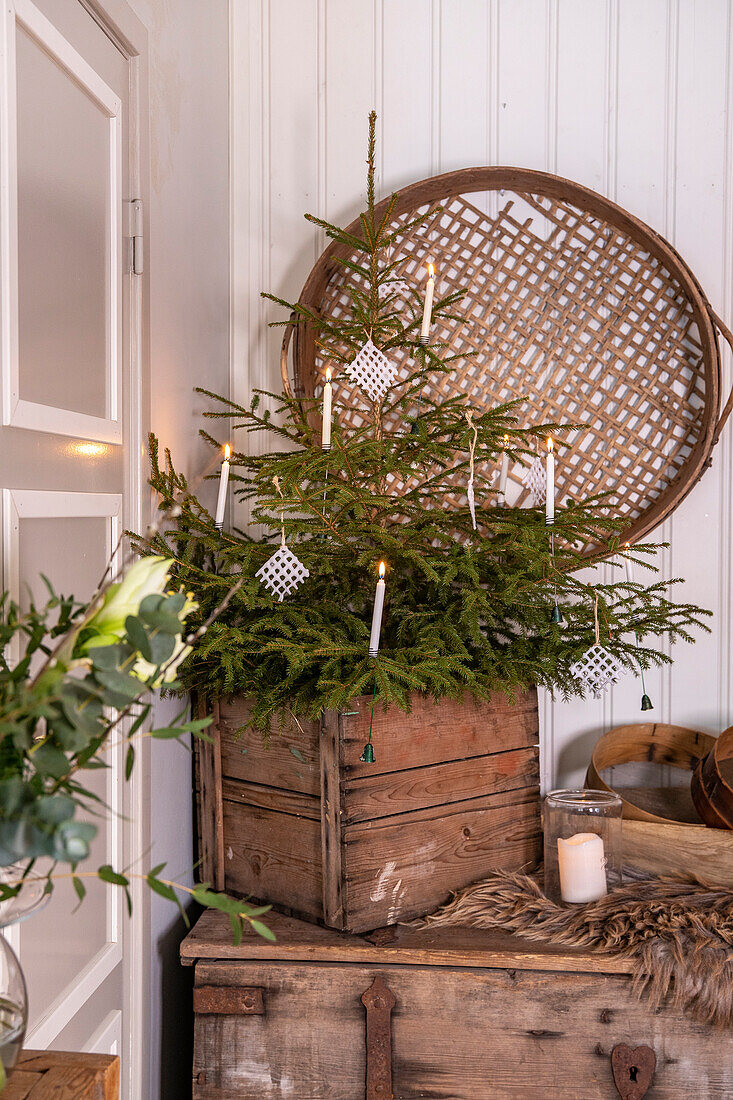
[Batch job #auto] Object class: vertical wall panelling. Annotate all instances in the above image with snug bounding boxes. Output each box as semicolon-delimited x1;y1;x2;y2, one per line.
381;0;432;192
669;0;729;733
230;0;733;789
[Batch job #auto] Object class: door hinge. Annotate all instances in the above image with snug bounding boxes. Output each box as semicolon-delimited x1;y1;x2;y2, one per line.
125;199;144;275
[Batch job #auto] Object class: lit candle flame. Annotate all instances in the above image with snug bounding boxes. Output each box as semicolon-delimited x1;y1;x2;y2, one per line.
547;436;553;453
378;561;386;579
427;263;434;278
326;366;332;382
503;433;509;444
224;443;231;460
624;541;631;554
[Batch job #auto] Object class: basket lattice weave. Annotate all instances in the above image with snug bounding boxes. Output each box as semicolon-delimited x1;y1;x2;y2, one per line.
283;167;733;544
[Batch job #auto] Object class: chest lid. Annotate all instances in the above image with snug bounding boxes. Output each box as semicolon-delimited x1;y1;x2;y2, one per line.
181;908;632;975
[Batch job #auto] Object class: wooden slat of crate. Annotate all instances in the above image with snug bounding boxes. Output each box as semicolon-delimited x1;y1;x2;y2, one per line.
339;689;538;774
218;698;320;794
340;744;539;823
5;1050;119;1099
341;788;541;929
222;800;323;921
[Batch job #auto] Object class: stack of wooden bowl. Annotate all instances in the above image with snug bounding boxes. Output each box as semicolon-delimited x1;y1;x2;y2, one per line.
585;723;733;886
692;725;733;829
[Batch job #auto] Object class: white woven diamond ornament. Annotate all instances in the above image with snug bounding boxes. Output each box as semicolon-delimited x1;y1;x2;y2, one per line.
522;456;547;505
256;544;309;602
344;339;397;402
379;277;412;305
570;643;622;698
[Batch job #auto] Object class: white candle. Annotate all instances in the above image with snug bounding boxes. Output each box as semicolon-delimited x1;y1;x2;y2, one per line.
321;366;332;451
420;263;435;340
214;443;231;529
624;542;633;584
499;435;509;506
557;832;607;904
545;437;555;526
368;562;386;657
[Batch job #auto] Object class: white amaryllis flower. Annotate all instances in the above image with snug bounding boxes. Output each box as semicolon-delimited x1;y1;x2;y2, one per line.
81;556;174;650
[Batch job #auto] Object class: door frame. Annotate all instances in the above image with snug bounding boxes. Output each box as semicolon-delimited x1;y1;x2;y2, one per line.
78;4;151;1096
9;0;151;1093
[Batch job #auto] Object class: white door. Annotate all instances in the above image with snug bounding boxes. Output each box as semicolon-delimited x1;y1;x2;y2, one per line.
0;0;148;1092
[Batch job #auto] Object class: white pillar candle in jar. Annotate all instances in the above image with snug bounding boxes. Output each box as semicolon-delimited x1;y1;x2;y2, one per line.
557;832;607;903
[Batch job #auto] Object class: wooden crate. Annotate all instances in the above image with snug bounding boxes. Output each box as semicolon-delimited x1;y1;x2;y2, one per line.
182;908;732;1099
195;689;540;933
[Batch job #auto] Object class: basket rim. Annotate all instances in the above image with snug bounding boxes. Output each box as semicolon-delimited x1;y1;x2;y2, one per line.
291;165;722;548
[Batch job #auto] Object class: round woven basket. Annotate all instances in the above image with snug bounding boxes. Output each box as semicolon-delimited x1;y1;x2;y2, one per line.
282;167;733;547
586;722;715;824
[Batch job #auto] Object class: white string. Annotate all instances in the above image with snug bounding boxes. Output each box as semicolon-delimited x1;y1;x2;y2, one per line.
466;410;478;530
273;476;285;546
594;593;600;646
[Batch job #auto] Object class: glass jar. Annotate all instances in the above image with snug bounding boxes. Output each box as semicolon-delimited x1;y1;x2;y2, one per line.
0;934;26;1084
544;789;622;905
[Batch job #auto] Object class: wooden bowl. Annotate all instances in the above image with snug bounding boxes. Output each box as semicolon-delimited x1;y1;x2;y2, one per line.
691;725;733;829
585;722;715;825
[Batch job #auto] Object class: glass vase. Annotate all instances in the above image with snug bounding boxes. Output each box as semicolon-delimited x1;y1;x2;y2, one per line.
544;789;622;905
0;934;26;1086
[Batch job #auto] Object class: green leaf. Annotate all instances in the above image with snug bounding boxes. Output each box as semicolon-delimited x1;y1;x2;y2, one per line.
72;876;86;905
146;875;177;903
125;615;152;662
125;744;135;781
87;643;132;670
35;794;75;826
94;669;142;702
149;727;184;740
32;744;69;779
97;864;129;886
249;919;276;942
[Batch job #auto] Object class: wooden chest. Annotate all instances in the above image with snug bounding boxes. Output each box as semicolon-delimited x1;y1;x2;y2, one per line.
196;689;541;933
182;909;732;1099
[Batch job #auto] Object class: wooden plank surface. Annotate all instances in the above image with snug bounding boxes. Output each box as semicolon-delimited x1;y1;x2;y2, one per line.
218;697;320;795
342;787;541;930
339;689;539;775
623;817;733;887
342;745;539;823
191;961;722;1099
320;709;346;928
181;908;633;974
223;799;323;921
197;698;225;889
222;777;320;820
5;1050;119;1099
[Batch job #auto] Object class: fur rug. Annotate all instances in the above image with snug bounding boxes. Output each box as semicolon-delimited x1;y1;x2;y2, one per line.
416;871;733;1026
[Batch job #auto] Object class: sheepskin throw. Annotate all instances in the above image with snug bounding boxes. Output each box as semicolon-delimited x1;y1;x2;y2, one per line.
417;871;733;1027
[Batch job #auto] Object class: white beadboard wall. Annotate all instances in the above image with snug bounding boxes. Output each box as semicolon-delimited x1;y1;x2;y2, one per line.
230;0;733;790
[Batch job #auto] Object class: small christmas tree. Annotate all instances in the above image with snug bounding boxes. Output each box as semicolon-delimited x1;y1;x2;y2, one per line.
143;113;708;731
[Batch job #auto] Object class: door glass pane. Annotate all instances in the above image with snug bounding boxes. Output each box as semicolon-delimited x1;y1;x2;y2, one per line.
17;515;113;1025
15;24;109;419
